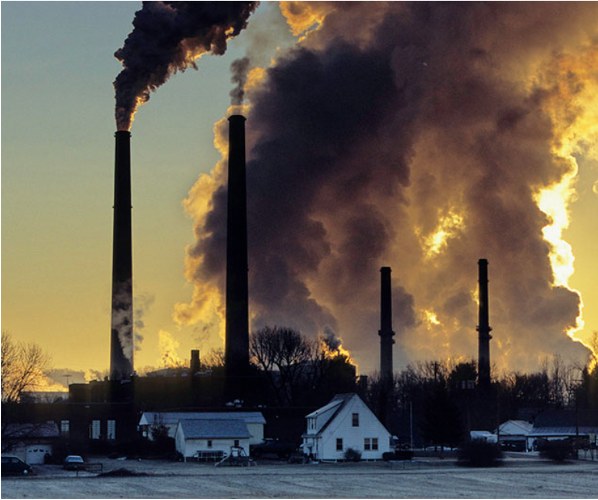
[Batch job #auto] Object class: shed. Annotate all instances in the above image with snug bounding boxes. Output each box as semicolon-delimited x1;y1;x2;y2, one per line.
302;393;391;461
175;419;251;461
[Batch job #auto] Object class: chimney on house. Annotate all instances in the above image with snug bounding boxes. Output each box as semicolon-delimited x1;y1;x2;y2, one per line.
378;266;395;380
110;131;134;381
477;258;492;387
224;115;249;379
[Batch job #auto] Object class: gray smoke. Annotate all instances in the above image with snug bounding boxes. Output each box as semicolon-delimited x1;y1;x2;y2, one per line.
230;57;251;105
114;1;258;130
182;2;597;373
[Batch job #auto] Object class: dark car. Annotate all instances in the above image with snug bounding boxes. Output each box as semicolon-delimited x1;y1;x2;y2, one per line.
1;456;32;476
63;455;85;471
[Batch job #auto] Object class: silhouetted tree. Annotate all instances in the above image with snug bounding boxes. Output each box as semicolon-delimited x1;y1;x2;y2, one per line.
250;326;315;405
1;333;50;403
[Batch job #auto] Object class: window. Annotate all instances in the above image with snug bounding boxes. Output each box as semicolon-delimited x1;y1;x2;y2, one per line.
352;413;359;427
107;420;116;440
372;438;378;450
60;420;70;436
207;440;213;448
90;420;101;440
234;440;240;447
336;438;343;451
364;438;371;451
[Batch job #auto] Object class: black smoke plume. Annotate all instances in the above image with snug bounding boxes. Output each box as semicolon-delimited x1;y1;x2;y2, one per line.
114;1;258;130
180;2;598;373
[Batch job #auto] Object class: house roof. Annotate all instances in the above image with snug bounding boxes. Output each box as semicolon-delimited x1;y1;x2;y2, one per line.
528;426;598;437
177;419;251;439
139;411;265;426
3;422;60;439
304;393;380;438
498;420;533;436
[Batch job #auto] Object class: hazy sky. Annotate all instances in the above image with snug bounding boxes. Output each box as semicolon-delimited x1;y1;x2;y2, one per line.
2;2;597;388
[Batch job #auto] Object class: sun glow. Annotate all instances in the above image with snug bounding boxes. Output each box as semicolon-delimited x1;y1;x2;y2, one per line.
533;47;598;356
418;210;465;258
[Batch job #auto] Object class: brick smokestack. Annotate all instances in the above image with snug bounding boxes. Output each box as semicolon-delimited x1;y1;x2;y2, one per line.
110;131;134;381
477;258;492;387
378;266;395;380
225;115;249;378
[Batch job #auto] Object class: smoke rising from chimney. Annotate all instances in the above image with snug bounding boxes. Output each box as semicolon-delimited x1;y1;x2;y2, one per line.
230;57;251;105
114;1;257;131
178;3;598;373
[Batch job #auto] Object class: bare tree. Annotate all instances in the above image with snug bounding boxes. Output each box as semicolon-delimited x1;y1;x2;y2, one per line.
250;326;315;405
1;333;50;403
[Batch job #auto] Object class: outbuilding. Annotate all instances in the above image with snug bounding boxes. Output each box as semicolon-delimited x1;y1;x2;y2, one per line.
302;393;391;461
175;419;251;461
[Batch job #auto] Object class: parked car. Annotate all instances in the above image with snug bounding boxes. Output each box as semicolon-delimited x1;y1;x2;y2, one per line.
1;455;32;476
63;455;85;471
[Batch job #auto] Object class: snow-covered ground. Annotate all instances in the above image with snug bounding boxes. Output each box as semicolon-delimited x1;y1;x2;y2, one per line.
2;456;597;498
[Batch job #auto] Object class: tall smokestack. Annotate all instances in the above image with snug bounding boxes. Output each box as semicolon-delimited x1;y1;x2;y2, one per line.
378;266;395;380
110;131;134;381
225;115;249;379
190;349;200;374
477;258;492;387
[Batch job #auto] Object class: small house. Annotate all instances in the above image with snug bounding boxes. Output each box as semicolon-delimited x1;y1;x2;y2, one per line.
175;419;251;461
302;393;391;461
138;411;265;445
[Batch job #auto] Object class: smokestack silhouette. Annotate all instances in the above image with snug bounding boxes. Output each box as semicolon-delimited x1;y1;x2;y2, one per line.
110;131;134;381
378;267;395;380
477;258;492;387
225;115;249;378
190;349;200;374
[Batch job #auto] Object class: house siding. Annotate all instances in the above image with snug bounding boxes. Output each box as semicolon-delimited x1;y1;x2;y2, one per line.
303;395;391;461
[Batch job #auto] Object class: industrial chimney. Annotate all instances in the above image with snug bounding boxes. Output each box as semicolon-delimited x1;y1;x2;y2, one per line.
224;115;249;379
378;267;395;380
110;131;134;381
190;349;200;375
477;258;492;387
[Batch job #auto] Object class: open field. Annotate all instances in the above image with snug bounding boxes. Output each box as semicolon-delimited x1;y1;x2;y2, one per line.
2;456;597;498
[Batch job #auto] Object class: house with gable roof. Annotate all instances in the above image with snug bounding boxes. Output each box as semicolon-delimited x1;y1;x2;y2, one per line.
175;419;252;461
138;411;265;445
302;393;391;461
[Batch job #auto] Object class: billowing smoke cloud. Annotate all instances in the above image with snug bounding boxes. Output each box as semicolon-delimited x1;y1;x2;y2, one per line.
179;3;598;373
114;1;258;130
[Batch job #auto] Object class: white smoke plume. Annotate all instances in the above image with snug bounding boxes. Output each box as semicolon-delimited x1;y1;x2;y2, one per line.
179;2;598;374
114;1;258;131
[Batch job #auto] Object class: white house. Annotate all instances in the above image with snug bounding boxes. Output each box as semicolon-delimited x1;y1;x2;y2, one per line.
302;393;392;461
175;419;251;460
138;411;265;445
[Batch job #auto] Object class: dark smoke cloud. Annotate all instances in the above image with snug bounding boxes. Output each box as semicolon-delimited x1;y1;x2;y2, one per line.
230;57;251;105
134;293;155;352
114;1;258;130
183;2;598;373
